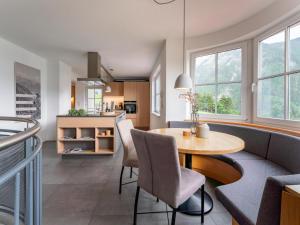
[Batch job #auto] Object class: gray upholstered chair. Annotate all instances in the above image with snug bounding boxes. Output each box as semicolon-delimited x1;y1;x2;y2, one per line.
116;119;138;194
131;129;206;225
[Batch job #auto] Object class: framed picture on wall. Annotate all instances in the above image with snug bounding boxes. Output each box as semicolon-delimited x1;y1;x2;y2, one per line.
15;62;41;119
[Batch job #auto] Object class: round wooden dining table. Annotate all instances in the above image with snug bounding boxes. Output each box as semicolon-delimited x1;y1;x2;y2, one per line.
149;128;245;216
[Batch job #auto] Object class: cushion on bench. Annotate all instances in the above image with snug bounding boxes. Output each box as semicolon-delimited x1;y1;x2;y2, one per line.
211;152;264;174
168;121;193;129
267;133;300;173
215;160;290;225
208;124;271;158
223;151;264;161
168;121;300;225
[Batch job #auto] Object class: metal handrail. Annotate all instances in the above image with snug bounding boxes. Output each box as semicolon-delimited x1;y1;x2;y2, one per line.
0;117;42;225
0;129;20;134
0;137;42;186
0;117;40;150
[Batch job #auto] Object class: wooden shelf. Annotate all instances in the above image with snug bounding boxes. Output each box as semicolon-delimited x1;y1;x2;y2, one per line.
62;150;114;155
96;135;114;138
59;138;95;142
62;150;100;155
96;149;114;154
62;150;96;155
57;116;120;155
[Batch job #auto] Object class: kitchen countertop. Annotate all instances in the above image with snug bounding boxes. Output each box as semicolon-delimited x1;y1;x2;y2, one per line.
57;111;125;118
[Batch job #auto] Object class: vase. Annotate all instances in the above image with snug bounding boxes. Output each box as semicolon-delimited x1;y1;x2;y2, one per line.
190;112;199;134
196;123;210;138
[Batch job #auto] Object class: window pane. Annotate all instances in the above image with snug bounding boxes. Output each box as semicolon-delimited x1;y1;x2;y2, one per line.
155;77;160;95
195;54;216;84
155;94;160;113
95;98;102;109
217;83;241;115
87;109;95;114
218;49;242;82
195;85;216;114
289;23;300;72
260;31;285;77
88;99;95;109
88;89;94;98
95;88;102;99
257;76;284;119
289;73;300;121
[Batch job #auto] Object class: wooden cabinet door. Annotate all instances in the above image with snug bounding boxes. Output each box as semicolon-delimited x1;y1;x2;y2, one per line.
136;82;150;128
124;82;136;101
130;118;137;127
104;82;124;96
126;114;137;127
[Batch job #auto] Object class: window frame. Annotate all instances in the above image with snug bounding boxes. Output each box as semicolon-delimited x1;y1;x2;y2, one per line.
86;86;103;114
253;15;300;128
152;65;161;116
190;42;248;120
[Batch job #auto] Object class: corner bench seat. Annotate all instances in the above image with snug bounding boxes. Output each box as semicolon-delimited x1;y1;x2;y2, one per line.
168;121;300;225
216;157;290;225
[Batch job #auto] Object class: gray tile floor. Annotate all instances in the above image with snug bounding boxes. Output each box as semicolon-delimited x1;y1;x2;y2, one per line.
43;141;231;225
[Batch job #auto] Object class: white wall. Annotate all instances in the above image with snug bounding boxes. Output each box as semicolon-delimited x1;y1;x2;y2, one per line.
150;41;167;129
0;36;48;140
46;61;59;140
58;61;73;115
150;0;300;129
187;0;300;52
165;39;187;122
0;36;77;141
149;39;188;129
46;60;80;140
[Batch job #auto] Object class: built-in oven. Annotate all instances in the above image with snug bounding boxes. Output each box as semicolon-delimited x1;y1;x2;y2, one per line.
124;101;137;114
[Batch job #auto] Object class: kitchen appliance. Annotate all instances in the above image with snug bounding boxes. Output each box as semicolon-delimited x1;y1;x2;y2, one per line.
124;101;137;114
77;52;114;85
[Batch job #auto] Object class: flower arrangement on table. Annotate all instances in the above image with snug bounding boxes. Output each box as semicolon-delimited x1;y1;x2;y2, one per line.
179;91;210;138
179;91;201;133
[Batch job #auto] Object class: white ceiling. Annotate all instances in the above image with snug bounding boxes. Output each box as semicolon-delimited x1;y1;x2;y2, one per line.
0;0;277;77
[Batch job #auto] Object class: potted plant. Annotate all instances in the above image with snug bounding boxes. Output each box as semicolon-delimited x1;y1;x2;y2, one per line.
68;109;87;117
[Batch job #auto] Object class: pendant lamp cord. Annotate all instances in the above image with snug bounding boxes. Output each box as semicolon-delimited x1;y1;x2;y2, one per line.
183;0;186;74
153;0;186;75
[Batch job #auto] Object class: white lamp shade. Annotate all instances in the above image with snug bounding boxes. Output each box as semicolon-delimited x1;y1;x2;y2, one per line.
174;73;193;90
105;85;112;93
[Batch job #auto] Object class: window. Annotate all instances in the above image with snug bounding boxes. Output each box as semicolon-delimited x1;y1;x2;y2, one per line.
192;43;246;119
86;87;102;114
256;22;300;122
152;67;161;115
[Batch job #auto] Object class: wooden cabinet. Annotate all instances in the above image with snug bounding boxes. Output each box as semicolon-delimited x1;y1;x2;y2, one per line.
126;114;137;127
124;81;150;129
56;114;125;155
124;82;136;101
136;82;150;128
104;82;124;96
280;185;300;225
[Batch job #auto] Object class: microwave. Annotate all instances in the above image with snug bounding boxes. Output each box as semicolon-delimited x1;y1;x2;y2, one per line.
124;101;137;114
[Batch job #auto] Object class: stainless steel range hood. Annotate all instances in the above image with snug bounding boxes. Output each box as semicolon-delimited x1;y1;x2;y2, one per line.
77;77;106;86
77;52;113;86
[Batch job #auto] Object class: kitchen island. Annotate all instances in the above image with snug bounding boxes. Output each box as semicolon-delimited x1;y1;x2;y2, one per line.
56;111;125;155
